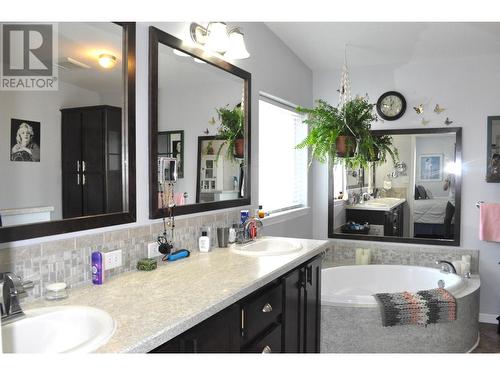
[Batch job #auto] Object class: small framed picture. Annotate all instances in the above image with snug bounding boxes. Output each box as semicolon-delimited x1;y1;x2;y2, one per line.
418;154;443;181
10;118;41;162
158;130;184;178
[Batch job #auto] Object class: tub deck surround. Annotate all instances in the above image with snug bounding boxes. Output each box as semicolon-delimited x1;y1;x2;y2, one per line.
22;237;329;353
321;266;480;353
323;239;479;272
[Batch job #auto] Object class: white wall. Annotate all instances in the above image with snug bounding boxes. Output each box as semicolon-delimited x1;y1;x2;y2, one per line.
313;55;500;316
0;82;106;221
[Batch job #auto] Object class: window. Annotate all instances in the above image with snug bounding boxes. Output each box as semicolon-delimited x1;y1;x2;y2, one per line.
258;95;308;213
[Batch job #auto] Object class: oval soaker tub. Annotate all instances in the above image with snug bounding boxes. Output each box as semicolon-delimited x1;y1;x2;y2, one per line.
321;265;480;353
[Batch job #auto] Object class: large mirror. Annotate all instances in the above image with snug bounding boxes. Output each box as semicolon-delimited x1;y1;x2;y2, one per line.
487;116;500;182
329;128;462;246
0;22;136;243
149;27;251;218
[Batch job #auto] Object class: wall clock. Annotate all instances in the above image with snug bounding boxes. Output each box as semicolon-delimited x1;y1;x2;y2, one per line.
376;91;406;121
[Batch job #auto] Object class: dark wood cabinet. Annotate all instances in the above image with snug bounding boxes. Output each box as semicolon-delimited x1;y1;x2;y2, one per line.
346;203;404;237
150;304;241;353
61;105;123;219
150;255;322;354
282;255;321;353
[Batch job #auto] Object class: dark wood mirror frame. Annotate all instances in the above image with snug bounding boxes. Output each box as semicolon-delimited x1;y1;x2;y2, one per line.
148;26;251;219
0;22;137;243
328;127;462;246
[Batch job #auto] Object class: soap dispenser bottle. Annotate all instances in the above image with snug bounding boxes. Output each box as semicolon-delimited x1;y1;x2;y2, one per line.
199;231;210;253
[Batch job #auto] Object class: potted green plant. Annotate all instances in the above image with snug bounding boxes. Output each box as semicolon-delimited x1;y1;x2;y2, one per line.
296;96;398;168
214;104;244;160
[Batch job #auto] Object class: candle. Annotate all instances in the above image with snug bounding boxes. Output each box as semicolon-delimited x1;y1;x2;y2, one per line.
451;261;462;274
355;248;363;265
462;261;471;274
363;249;371;264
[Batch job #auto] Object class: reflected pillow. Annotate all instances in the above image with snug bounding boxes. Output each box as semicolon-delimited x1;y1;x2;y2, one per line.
415;185;428;200
425;188;433;199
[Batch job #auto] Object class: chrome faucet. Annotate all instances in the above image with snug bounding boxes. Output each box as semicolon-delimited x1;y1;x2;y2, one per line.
436;260;457;274
1;272;34;323
235;217;263;244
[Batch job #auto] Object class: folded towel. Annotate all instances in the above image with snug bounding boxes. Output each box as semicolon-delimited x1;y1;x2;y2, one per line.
174;193;185;206
479;203;500;242
373;288;457;327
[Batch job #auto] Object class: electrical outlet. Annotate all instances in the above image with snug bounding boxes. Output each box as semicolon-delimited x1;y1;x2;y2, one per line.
147;242;160;258
104;249;122;270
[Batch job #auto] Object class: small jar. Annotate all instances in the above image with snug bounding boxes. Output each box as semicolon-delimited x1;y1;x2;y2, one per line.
45;282;69;301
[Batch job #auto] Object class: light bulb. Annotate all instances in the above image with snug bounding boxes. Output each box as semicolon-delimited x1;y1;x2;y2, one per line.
205;22;229;53
224;29;250;60
173;49;189;57
98;53;117;69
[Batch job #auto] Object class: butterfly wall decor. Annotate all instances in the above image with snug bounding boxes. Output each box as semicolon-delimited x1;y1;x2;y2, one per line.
203;128;209;135
444;117;453;126
413;104;424;114
421;118;430;126
434;104;446;114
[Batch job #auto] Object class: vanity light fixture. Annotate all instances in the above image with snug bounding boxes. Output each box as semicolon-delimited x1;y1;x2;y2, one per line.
190;22;250;60
193;58;206;64
173;49;190;57
98;53;117;69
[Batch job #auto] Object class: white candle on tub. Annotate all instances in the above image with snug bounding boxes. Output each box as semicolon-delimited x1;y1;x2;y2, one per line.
364;249;371;264
355;248;363;265
462;261;471;274
451;261;462;274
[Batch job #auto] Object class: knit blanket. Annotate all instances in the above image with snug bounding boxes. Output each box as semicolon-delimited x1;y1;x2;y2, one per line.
373;288;457;327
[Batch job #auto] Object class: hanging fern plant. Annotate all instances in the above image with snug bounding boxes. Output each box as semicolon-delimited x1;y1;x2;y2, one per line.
296;97;399;168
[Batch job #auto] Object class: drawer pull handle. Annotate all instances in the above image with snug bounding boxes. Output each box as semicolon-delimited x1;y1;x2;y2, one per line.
262;345;272;354
262;303;273;313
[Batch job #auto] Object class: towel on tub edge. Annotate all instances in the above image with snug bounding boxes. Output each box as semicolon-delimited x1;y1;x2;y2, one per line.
373;288;457;327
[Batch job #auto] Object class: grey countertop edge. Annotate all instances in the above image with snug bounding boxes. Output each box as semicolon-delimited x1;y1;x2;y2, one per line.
123;241;330;353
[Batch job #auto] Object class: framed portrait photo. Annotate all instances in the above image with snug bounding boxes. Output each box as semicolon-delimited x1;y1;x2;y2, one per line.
10;118;41;162
418;154;443;181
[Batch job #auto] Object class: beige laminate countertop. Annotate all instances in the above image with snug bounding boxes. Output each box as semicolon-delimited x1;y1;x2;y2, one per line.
24;236;329;353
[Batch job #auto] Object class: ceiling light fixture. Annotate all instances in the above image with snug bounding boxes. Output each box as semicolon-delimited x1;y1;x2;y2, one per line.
190;22;250;60
98;53;117;69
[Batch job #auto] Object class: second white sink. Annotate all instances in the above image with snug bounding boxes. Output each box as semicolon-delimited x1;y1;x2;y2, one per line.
231;237;302;256
2;305;115;353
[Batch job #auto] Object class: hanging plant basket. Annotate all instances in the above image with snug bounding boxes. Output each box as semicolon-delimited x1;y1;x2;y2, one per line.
336;135;355;157
234;138;244;158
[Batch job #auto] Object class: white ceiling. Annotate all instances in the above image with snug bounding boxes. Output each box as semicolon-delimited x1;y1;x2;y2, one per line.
266;22;500;71
56;22;123;95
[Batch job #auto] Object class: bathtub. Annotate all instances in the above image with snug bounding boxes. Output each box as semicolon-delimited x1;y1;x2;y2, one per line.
321;265;480;353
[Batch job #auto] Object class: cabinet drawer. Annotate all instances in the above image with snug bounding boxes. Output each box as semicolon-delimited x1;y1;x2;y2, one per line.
244;324;282;353
241;283;282;343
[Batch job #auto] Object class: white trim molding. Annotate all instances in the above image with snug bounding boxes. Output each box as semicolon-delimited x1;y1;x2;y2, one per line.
479;313;499;324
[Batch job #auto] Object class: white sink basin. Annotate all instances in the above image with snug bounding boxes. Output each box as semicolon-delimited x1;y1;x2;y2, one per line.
2;305;115;353
231;237;302;256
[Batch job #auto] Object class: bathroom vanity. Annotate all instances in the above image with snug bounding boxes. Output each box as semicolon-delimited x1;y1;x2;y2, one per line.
20;237;328;353
150;255;321;353
345;198;405;237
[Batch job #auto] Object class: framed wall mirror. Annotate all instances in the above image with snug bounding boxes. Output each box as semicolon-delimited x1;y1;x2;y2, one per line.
0;22;136;243
149;27;251;218
329;127;462;246
486;116;500;182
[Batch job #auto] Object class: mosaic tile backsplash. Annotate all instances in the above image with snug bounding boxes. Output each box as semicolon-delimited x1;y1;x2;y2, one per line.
0;209;242;303
0;208;479;304
323;239;479;273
